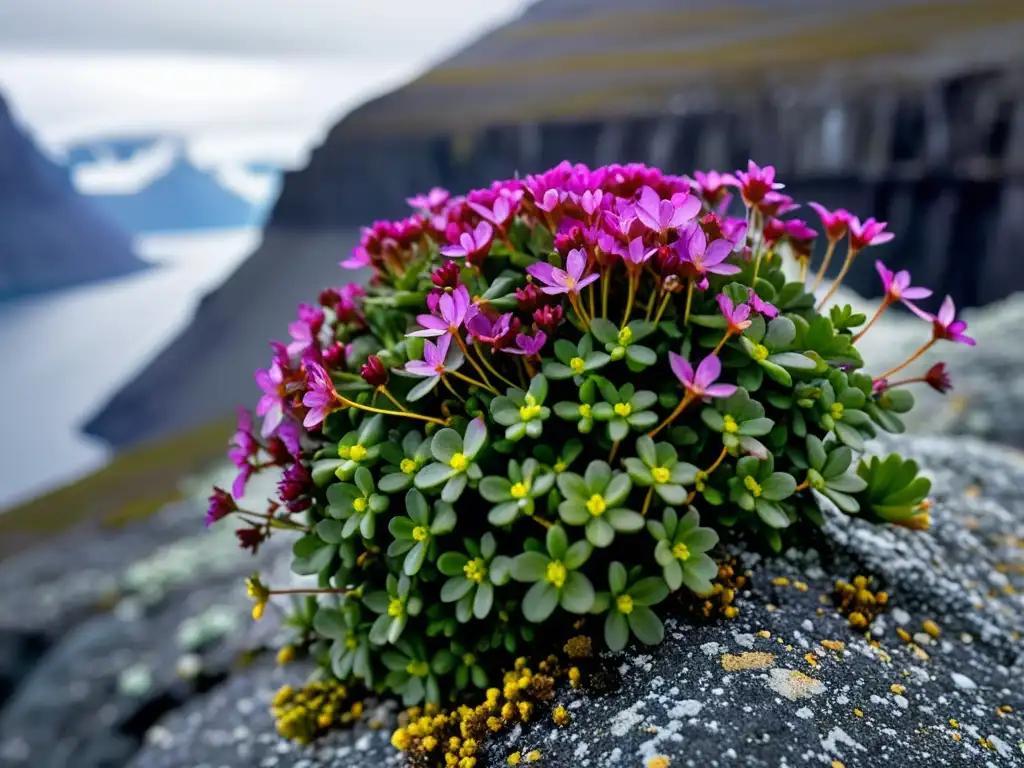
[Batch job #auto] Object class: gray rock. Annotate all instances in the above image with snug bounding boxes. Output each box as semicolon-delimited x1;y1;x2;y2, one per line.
127;433;1024;767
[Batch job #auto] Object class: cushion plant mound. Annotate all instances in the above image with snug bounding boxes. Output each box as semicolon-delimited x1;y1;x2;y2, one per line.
208;161;974;724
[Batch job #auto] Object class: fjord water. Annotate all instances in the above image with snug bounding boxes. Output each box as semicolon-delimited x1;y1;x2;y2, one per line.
0;228;259;509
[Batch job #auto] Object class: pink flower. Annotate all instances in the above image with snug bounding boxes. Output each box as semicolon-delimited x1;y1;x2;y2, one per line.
624;236;657;267
405;335;464;378
670;352;737;401
255;362;288;437
875;261;932;311
672;226;740;290
360;355;388;387
228;408;258;499
526;249;599;296
848;217;894;251
409;285;471;338
503;330;547;357
757;191;799;217
633;186;701;235
916;296;975;346
275;420;302;459
468;194;516;229
466;308;513;348
747;288;778;319
717;294;752;333
690;170;732;208
286;304;325;358
784;219;817;260
808;203;852;243
406;187;450;211
301;363;343;429
440;221;494;263
205;487;237;527
728;161;784;206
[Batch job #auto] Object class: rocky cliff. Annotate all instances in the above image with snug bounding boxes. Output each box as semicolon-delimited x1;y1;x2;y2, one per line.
0;94;144;300
83;0;1024;450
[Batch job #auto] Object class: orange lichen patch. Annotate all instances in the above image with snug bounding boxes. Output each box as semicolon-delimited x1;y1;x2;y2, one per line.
832;761;846;768
997;705;1013;718
896;627;912;644
758;630;771;639
822;640;845;652
647;757;671;768
952;733;962;742
563;636;593;659
766;669;825;701
853;708;864;717
964;484;981;498
721;651;776;672
978;737;995;750
684;559;749;619
772;576;790;587
766;604;778;612
804;653;819;667
949;718;960;729
911;644;930;661
922;620;941;638
890;684;905;695
793;581;809;592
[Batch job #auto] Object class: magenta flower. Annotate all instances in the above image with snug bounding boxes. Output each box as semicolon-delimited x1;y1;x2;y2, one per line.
924;362;953;393
875;261;932;311
275;419;302;459
409;284;471;338
503;330;547;357
624;236;657;267
406;187;450;212
758;191;799;217
717;294;752;333
849;217;894;251
468;195;515;229
526;249;599;296
440;221;494;262
277;461;313;513
690;170;732;208
633;186;701;236
747;288;778;319
728;161;784;206
301;362;343;429
205;487;237;527
672;226;741;290
466;308;513;348
255;362;289;437
285;304;325;358
917;296;976;346
669;352;737;401
228;408;258;498
808;203;852;243
405;335;464;378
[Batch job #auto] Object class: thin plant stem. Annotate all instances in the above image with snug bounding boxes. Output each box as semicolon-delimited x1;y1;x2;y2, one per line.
809;239;837;292
851;298;892;344
794;480;811;492
620;270;639;329
588;281;596;322
798;257;809;283
817;246;860;310
377;386;409;412
337;393;447;426
448;369;497;394
652;291;673;325
648;392;696;438
532;516;553;530
441;375;467;403
683;280;695;326
641;486;655;517
268;586;350;598
705;445;729;475
473;341;517;389
875;339;935;382
601;263;611;317
455;335;496;391
644;288;658;321
711;330;734;357
569;293;591;331
608;439;621;464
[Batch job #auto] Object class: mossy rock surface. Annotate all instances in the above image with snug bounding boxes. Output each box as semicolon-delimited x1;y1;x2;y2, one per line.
124;434;1024;768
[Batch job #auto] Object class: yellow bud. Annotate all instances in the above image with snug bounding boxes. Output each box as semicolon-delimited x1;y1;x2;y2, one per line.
545;560;568;588
578;403;592;419
349;444;368;461
723;414;739;433
672;542;691;561
569;357;586;375
463;558;487;584
830;402;845;420
276;645;296;665
613;402;632;417
752;344;769;362
400;458;417;474
450;452;469;471
651;466;670;484
412;525;429;542
406;660;430;677
743;475;762;497
510;482;529;499
585;494;606;516
616;594;635;615
252;601;265;621
353;497;368;513
387;598;404;617
617;327;633;345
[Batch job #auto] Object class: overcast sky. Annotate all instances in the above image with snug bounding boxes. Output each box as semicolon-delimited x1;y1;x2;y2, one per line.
0;1;531;163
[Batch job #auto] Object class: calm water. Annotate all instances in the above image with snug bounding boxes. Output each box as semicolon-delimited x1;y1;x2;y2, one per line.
0;229;260;509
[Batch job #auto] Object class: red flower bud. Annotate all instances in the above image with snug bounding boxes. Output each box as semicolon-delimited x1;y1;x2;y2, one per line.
924;362;952;394
431;260;461;289
533;304;564;332
360;355;389;387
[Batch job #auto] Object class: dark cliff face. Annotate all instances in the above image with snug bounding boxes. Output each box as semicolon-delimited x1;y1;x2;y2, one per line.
0;95;144;300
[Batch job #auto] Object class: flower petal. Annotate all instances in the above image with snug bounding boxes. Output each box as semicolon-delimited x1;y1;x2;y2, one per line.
669;351;693;386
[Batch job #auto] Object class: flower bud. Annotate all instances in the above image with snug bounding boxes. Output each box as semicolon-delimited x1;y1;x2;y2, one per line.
360;355;389;387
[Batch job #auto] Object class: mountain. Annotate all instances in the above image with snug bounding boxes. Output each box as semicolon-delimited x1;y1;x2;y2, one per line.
0;94;144;300
68;137;272;234
83;0;1024;450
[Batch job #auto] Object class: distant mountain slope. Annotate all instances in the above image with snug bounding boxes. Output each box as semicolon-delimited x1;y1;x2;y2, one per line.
0;95;144;300
83;0;1024;450
68;137;271;234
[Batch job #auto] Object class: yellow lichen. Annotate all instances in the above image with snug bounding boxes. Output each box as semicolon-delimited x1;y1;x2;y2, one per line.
647;757;671;768
721;651;775;671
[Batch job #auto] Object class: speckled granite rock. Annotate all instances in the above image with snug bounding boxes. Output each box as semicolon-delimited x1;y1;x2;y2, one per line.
128;434;1024;767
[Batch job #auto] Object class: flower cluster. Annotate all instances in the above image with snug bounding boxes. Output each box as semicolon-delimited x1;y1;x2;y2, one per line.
209;160;971;716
